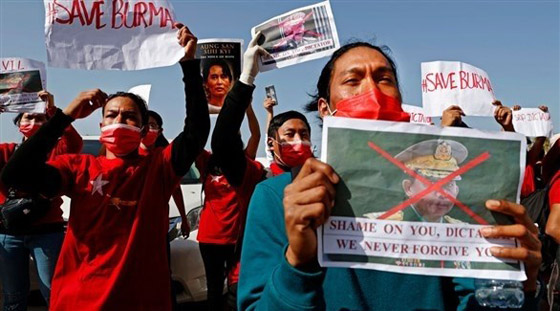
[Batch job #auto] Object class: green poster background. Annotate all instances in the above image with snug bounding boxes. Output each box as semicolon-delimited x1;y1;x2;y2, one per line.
326;127;522;225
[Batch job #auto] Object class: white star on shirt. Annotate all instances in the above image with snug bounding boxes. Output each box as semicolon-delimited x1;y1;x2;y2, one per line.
210;175;223;183
90;174;109;196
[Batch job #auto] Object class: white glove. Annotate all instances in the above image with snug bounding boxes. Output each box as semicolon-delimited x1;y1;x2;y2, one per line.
240;31;269;86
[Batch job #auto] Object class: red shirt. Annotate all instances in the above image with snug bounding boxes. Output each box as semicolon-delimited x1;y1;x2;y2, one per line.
521;164;536;199
0;126;82;228
195;150;264;244
549;171;560;209
46;145;179;311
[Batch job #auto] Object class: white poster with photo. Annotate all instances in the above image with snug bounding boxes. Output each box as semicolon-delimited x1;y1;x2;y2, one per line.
512;108;553;138
402;104;432;125
251;1;340;72
44;0;183;70
318;117;526;280
128;84;152;106
0;58;47;113
421;61;496;117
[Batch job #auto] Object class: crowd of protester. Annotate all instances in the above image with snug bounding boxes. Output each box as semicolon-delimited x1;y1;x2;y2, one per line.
0;22;558;311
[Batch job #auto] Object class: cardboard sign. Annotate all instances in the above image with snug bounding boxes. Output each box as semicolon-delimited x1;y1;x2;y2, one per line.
44;0;183;70
421;61;496;117
196;39;243;112
251;1;340;72
0;58;47;113
513;108;553;138
402;104;432;125
128;84;151;106
318;117;526;281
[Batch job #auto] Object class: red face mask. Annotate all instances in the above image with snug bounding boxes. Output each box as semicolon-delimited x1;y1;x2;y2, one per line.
331;88;410;122
19;122;44;138
275;140;313;168
141;129;160;148
100;124;142;156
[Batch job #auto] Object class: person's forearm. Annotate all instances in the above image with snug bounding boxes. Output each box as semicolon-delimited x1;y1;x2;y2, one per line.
1;109;70;196
171;59;210;176
212;81;255;186
245;105;261;160
60;124;83;154
172;187;186;218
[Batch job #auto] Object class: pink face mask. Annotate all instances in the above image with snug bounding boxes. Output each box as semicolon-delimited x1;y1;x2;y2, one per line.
141;129;160;147
275;140;313;168
100;124;142;156
19;122;44;138
330;88;410;122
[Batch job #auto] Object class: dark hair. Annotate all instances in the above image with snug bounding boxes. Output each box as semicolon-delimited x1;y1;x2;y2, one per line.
13;112;49;126
104;92;149;125
147;110;170;148
202;59;233;83
267;110;311;139
305;41;400;112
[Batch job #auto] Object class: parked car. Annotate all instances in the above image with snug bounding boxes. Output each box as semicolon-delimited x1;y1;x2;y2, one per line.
61;136;211;303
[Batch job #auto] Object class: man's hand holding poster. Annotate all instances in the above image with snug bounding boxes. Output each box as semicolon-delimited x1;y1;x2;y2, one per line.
513;108;553;138
421;61;496;117
251;1;340;72
318;117;527;280
44;0;183;70
0;58;47;113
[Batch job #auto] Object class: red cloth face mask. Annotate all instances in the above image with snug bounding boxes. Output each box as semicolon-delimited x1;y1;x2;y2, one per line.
275;140;313;168
331;88;410;122
100;124;142;156
19;122;43;138
141;129;159;148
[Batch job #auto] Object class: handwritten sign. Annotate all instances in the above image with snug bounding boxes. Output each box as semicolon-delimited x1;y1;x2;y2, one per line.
512;108;553;138
421;61;496;117
402;104;432;125
0;58;47;113
44;0;183;70
251;1;340;72
318;117;526;280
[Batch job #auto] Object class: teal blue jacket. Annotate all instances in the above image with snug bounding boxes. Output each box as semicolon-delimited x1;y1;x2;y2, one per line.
238;173;539;311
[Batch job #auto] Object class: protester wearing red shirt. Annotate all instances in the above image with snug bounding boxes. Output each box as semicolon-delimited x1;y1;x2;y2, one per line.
0;90;82;310
0;24;210;311
194;56;263;311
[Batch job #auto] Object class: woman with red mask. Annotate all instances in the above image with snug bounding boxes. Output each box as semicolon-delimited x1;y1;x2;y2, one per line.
238;42;542;310
0;23;210;311
0;90;82;310
195;86;261;311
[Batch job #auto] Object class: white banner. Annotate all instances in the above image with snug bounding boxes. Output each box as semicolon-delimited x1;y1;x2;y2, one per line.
421;61;496;117
402;104;432;125
251;1;340;72
0;58;47;113
513;108;553;138
44;0;183;70
128;84;152;106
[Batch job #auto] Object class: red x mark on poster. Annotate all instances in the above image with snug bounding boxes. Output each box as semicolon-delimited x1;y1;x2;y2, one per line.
367;141;491;225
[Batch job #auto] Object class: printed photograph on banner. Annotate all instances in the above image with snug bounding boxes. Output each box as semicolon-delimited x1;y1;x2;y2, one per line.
402;104;432;125
0;58;47;113
318;117;527;280
265;85;278;105
43;0;183;70
421;61;496;117
196;39;243;113
251;1;340;72
513;108;553;138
